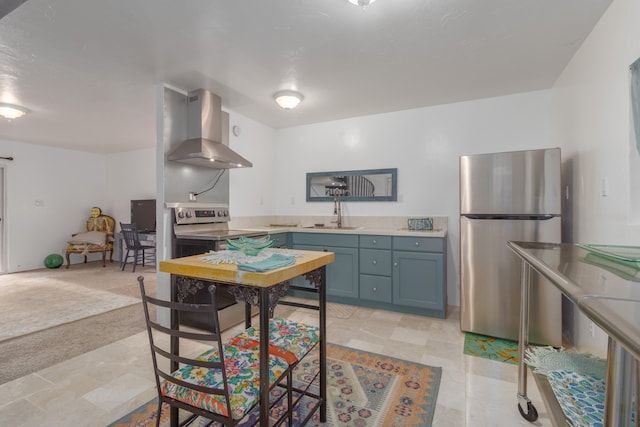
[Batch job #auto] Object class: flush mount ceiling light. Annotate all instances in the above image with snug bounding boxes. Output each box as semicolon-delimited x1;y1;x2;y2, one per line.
348;0;377;6
0;103;29;119
273;90;303;110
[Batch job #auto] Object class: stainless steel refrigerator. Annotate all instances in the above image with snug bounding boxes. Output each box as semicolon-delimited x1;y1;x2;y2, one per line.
460;148;562;346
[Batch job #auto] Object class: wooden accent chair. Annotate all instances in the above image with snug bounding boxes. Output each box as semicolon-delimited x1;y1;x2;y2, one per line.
65;208;115;268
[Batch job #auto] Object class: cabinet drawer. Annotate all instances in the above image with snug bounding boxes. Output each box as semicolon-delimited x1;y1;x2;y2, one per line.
393;236;444;253
360;275;392;303
291;232;358;247
270;233;288;248
359;235;391;249
359;249;391;276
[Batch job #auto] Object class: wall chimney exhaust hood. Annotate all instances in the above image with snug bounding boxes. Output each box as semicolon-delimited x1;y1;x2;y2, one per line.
168;89;253;169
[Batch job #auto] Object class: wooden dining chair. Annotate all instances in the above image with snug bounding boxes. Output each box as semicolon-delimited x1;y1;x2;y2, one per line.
120;222;155;272
137;276;294;427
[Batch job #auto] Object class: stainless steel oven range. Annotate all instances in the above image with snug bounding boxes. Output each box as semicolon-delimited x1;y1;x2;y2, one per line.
171;204;267;331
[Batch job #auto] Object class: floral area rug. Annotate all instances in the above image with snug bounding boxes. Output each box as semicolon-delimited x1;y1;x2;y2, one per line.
108;343;442;427
463;332;519;365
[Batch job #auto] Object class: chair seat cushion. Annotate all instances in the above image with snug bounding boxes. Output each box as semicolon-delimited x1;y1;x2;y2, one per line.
161;345;289;420
66;242;112;252
68;231;108;245
229;318;320;365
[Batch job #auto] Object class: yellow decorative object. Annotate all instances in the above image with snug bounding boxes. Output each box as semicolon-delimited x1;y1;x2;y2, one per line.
65;207;115;268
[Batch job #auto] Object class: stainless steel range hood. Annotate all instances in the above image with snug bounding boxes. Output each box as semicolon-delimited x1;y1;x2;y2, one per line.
168;89;253;169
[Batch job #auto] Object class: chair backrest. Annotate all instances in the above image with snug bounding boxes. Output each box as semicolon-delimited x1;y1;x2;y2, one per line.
120;222;142;250
87;214;115;235
137;276;234;422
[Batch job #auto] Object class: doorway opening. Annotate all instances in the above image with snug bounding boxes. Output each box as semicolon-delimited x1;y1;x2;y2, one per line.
0;166;5;273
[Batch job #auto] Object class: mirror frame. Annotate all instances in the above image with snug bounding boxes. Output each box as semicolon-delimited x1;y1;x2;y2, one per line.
306;168;398;202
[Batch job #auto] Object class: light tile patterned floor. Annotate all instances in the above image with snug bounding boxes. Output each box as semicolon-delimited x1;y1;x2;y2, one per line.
0;288;551;427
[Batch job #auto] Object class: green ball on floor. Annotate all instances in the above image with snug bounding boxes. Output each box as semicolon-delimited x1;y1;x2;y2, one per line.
44;253;64;269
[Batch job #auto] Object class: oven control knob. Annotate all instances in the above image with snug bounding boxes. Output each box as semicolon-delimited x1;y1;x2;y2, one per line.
177;211;185;218
185;211;192;218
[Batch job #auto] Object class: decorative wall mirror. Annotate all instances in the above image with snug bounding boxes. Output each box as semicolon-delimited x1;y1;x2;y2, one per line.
306;168;397;202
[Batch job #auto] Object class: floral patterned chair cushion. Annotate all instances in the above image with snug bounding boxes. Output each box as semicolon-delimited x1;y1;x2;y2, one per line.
228;318;320;366
161;345;289;420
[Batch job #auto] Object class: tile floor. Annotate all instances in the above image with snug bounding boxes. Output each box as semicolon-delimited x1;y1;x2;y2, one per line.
0;277;551;427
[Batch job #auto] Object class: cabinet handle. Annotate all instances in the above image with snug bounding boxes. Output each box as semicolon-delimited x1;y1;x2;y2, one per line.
372;260;377;265
394;262;398;267
372;239;377;245
372;287;377;292
415;241;420;247
323;248;328;252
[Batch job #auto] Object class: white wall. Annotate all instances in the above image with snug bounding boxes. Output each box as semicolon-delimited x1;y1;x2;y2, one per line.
227;111;278;216
551;0;640;355
2;139;108;271
1;139;156;272
107;148;156;226
275;90;554;306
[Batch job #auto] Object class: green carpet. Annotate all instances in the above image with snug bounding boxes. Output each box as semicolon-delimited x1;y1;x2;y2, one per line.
463;332;519;365
108;343;442;427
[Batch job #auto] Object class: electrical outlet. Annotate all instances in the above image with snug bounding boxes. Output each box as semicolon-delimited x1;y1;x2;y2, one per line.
588;321;595;337
601;177;608;197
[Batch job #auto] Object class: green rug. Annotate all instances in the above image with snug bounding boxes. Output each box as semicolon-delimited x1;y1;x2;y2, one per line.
463;332;519;365
108;343;442;426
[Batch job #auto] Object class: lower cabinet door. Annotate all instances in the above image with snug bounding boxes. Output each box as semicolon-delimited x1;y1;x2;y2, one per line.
360;274;392;303
392;251;444;311
293;244;359;298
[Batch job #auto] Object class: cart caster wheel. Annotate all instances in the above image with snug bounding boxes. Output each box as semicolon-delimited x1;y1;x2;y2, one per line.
518;401;538;422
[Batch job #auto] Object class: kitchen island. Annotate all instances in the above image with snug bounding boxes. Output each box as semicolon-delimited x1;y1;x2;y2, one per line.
159;249;335;427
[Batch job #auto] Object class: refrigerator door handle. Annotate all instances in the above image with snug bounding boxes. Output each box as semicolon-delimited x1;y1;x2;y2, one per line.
462;214;557;220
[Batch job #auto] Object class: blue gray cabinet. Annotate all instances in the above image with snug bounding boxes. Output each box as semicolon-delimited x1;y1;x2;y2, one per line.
392;236;446;318
359;235;392;303
270;232;289;248
287;231;446;318
291;233;359;299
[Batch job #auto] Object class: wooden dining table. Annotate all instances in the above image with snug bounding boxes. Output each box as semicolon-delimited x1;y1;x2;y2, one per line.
159;248;334;427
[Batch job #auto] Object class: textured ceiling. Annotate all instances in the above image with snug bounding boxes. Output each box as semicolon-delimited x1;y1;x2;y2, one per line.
0;0;612;153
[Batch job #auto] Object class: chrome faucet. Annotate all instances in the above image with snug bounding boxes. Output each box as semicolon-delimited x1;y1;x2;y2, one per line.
332;193;343;228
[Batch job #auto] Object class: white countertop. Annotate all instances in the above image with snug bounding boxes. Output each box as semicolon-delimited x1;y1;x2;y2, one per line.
237;225;447;238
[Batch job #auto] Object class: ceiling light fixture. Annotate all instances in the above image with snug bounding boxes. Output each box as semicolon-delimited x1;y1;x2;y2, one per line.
0;103;29;119
348;0;377;6
273;90;303;110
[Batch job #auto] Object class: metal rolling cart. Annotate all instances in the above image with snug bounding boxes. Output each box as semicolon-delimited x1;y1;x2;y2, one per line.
507;241;640;426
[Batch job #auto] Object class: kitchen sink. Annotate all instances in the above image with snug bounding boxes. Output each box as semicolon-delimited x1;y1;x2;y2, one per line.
303;225;364;230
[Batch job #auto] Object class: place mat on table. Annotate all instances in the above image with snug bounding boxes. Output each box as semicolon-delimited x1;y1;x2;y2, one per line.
198;248;304;265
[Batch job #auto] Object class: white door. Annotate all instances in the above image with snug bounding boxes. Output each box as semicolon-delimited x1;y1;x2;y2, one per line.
0;166;5;273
